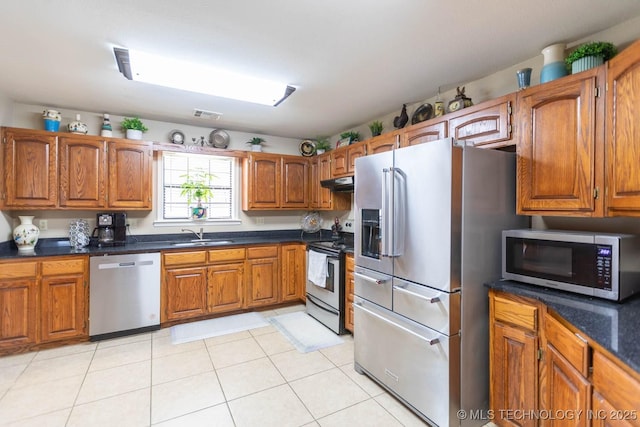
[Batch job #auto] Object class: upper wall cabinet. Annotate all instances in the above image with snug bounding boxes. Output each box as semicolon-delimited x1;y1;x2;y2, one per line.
401;118;447;148
605;39;640;216
1;128;153;210
447;94;514;148
367;132;399;154
331;142;366;177
516;67;605;216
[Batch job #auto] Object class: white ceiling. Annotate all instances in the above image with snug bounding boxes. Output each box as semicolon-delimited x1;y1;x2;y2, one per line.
3;0;640;140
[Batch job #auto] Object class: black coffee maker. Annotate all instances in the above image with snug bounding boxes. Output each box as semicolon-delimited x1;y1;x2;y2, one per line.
92;213;127;246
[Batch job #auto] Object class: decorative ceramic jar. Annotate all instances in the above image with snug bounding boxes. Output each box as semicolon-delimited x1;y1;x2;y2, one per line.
42;109;61;132
126;129;143;140
68;114;88;134
100;114;113;137
69;219;90;249
540;43;568;83
251;144;262;152
13;216;40;252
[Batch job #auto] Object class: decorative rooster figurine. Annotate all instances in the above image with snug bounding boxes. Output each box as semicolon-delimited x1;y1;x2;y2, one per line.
393;104;409;129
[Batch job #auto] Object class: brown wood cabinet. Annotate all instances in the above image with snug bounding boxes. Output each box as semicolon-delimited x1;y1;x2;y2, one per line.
107;139;153;209
242;153;310;210
0;261;38;350
309;153;351;211
367;132;399;154
59;135;106;208
162;250;209;321
245;246;279;308
280;243;306;303
207;248;245;314
2;128;58;208
40;257;87;342
344;253;354;333
448;94;514;148
490;291;540;427
516;67;605;216
401;118;448;147
606;39;640;216
592;351;640;427
1;127;153;210
331;142;366;177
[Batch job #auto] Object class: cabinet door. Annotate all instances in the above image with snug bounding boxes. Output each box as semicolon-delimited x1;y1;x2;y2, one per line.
108;140;152;209
280;243;305;302
40;273;86;342
347;143;367;174
517;67;604;216
402;118;447;147
592;392;637;427
208;262;244;313
331;149;348;177
491;322;538;427
2;128;58;208
242;153;281;209
59;136;107;208
448;94;514;148
545;344;591;427
0;278;38;349
281;157;309;209
246;247;279;308
606;39;640;216
309;157;320;209
163;267;208;321
345;254;355;333
367;133;398;154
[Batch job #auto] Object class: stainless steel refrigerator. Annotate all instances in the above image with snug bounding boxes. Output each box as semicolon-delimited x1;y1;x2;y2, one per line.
353;138;526;427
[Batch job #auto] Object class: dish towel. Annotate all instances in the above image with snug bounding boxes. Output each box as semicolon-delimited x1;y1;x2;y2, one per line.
307;250;328;288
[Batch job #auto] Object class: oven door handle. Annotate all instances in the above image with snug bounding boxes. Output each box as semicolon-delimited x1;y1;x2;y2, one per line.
354;301;440;346
354;272;387;285
306;294;339;315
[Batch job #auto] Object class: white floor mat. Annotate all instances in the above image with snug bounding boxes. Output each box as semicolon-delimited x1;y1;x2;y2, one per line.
269;311;344;353
170;312;269;344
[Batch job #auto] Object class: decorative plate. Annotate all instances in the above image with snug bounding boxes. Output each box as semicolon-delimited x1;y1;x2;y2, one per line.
169;129;185;144
301;212;322;233
299;139;316;157
411;103;434;125
209;129;230;148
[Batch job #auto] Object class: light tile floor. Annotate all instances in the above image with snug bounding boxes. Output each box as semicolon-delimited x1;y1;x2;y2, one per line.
0;305;428;427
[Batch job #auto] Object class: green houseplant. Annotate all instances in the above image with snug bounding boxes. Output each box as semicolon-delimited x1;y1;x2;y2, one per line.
247;137;265;152
340;131;361;143
121;117;148;140
565;41;617;74
315;137;331;154
369;121;384;137
180;169;215;220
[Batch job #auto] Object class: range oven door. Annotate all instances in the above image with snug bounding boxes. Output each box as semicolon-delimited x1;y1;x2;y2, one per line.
306;247;342;334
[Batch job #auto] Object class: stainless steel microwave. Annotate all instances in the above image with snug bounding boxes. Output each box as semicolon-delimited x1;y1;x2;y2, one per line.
502;229;640;301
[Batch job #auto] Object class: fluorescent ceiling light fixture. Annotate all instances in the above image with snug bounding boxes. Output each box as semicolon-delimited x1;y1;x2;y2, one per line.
114;48;295;106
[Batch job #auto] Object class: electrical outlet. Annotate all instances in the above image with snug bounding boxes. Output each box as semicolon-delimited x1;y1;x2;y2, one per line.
127;219;137;228
256;217;265;225
38;219;48;231
343;218;355;232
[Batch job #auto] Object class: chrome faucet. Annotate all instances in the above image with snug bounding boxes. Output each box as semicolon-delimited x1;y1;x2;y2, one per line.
181;227;204;240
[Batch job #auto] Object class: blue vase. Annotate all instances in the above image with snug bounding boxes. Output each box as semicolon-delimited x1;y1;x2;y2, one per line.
541;61;567;83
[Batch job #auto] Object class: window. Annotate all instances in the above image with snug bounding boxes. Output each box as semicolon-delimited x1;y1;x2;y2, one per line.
159;152;238;222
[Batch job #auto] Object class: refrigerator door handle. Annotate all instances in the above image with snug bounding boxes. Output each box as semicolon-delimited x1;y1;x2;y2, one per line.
393;284;441;303
392;167;406;257
381;167;392;257
354;271;387;285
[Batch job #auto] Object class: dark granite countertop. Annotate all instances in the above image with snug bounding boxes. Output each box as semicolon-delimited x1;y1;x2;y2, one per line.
0;229;337;259
487;280;640;374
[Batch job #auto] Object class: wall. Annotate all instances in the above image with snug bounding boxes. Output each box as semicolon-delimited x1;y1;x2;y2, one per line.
0;92;14;241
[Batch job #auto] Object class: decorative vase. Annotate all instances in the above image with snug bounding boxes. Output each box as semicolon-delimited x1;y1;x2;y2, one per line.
251;145;262;152
42;109;61;132
571;55;604;74
68;114;88;134
69;219;90;250
540;43;568;83
13;216;40;252
126;129;143;140
316;149;326;155
191;206;207;220
100;113;113;137
516;68;532;90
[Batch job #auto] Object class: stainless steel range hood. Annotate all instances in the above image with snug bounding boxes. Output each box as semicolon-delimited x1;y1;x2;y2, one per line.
320;176;354;192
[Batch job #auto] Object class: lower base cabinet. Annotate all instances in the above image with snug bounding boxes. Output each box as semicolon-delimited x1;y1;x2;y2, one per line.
280;243;306;303
208;262;244;313
0;256;88;354
245;246;279;308
164;266;208;321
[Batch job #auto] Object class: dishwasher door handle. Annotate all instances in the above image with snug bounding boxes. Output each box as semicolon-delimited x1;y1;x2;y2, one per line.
98;259;155;270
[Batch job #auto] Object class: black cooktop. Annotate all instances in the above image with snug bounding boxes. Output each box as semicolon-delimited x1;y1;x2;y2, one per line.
309;233;354;253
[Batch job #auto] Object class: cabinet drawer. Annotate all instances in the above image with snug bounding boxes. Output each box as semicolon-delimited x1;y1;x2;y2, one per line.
247;246;278;259
208;248;246;263
544;312;590;376
41;258;85;275
592;351;640;416
0;261;37;279
493;294;538;331
163;251;207;266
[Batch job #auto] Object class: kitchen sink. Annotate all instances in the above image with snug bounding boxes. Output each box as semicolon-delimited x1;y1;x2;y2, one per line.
170;240;234;247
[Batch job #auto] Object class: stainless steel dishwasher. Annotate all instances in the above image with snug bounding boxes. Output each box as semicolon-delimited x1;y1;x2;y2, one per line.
89;252;161;340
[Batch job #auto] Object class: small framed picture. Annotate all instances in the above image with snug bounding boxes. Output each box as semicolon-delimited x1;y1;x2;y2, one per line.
336;137;350;149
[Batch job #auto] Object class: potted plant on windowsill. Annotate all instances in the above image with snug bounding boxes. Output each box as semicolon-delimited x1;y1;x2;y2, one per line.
315;137;331;155
247;137;265;152
121;117;149;140
566;41;617;74
180;169;215;220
